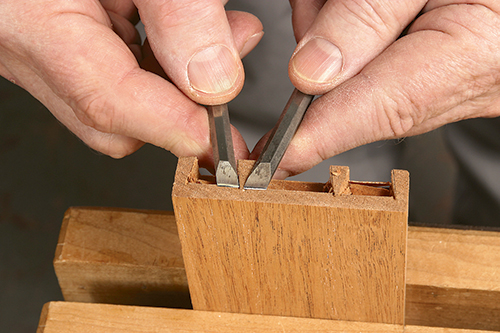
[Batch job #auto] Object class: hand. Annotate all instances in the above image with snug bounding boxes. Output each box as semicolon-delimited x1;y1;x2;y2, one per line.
254;0;500;178
0;0;263;166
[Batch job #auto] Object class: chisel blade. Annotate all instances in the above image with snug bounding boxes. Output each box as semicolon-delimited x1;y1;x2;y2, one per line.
244;89;314;190
207;104;239;188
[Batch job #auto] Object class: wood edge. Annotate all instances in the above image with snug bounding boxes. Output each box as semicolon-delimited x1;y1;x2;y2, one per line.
404;326;494;333
36;302;52;333
392;169;410;204
36;302;499;332
39;301;404;332
65;206;176;216
408;225;500;239
174;157;198;186
173;159;409;212
54;259;188;271
53;208;73;264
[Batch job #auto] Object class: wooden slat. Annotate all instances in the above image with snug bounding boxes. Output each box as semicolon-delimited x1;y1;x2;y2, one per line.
172;158;409;324
53;207;190;308
37;301;498;333
37;302;402;332
407;226;500;291
54;209;500;330
405;226;500;330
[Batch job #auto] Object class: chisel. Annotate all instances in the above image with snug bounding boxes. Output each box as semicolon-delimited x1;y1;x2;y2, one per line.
244;89;314;190
207;104;239;188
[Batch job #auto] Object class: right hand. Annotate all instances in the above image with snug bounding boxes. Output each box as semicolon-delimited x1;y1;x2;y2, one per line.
0;0;263;166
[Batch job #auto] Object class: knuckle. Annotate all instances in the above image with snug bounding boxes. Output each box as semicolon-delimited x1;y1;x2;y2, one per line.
153;0;219;29
372;85;421;138
339;0;401;39
73;92;117;133
87;133;141;159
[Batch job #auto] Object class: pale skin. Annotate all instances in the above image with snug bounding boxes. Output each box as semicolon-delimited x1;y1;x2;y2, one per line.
1;1;500;177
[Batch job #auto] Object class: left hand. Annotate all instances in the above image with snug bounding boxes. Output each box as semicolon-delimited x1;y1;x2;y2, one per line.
253;0;500;178
0;0;263;167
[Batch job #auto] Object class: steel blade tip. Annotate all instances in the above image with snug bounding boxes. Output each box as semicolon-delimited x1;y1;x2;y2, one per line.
243;162;272;190
216;161;239;188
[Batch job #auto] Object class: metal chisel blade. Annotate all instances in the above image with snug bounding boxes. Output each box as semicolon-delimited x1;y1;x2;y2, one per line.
244;89;314;190
207;104;239;188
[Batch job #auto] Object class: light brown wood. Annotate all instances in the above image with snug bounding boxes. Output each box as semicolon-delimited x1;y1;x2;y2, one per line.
172;157;409;324
54;207;500;330
53;207;190;308
405;226;500;330
37;302;402;333
38;301;499;333
407;226;500;291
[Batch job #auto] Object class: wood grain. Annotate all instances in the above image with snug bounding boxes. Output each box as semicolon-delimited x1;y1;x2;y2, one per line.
38;301;499;333
172;157;409;324
54;207;500;330
53;207;190;308
405;226;500;330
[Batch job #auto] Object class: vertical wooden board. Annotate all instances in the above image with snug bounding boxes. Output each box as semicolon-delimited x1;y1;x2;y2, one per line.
172;157;409;324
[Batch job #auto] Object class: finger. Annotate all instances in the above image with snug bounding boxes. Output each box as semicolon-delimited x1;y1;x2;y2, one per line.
423;0;500;13
269;4;500;177
2;56;144;157
134;0;261;105
140;39;169;79
100;0;139;23
226;10;264;58
107;11;142;60
140;11;264;78
289;0;326;41
2;3;216;159
288;0;427;95
44;89;146;158
99;0;141;60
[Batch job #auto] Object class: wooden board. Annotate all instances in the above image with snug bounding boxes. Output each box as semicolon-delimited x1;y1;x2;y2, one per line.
53;207;191;308
53;213;500;330
405;226;500;330
37;301;498;333
172;157;409;324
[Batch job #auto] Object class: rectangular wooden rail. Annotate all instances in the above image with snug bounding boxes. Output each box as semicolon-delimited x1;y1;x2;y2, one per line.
38;301;496;333
54;207;500;331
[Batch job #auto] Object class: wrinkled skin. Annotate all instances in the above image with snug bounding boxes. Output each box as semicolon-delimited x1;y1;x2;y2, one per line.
1;1;499;178
0;0;263;168
264;0;500;178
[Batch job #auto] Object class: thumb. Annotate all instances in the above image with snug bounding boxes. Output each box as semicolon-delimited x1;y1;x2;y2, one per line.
135;0;260;105
288;0;426;95
277;4;500;177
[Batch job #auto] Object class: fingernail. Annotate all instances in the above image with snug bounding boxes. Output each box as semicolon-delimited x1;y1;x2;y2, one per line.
188;45;239;94
291;37;342;83
240;31;264;58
